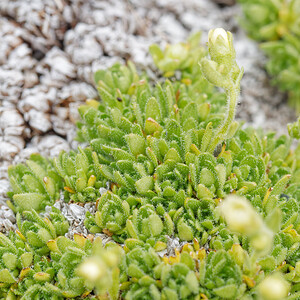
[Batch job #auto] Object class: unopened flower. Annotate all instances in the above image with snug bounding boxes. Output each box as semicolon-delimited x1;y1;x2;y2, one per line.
208;28;231;58
220;195;262;235
221;196;274;257
78;258;105;282
259;274;290;300
208;28;229;48
250;227;273;255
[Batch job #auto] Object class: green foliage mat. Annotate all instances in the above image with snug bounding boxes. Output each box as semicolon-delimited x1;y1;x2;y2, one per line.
1;29;300;299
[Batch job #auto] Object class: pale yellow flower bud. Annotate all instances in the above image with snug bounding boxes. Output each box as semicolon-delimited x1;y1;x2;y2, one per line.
220;195;262;235
207;28;235;70
78;258;104;282
259;274;290;300
221;195;274;257
208;28;229;48
251;227;273;255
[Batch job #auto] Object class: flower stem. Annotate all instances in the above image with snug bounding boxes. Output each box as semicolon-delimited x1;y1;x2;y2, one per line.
208;83;239;153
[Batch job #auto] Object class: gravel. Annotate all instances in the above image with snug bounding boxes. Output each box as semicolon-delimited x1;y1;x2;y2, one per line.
45;197;96;239
0;0;296;236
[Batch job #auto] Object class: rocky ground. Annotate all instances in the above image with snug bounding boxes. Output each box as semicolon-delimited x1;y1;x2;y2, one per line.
0;0;296;233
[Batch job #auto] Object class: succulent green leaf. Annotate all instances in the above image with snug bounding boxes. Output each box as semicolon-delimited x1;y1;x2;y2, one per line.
125;134;146;157
13;193;46;212
135;176;154;195
0;269;15;284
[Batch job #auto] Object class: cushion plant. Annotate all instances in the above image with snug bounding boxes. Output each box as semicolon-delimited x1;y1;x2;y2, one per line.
1;28;300;299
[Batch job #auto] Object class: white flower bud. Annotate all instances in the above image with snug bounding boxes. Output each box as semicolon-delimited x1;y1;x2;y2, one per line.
78;259;104;282
259;274;290;300
208;28;229;48
207;28;233;63
251;227;273;254
220;195;262;235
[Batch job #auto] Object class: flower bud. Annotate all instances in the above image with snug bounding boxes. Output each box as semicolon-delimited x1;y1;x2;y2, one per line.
250;227;273;256
78;258;105;282
220;195;262;235
259;274;290;300
208;28;229;48
208;28;231;58
199;58;230;89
